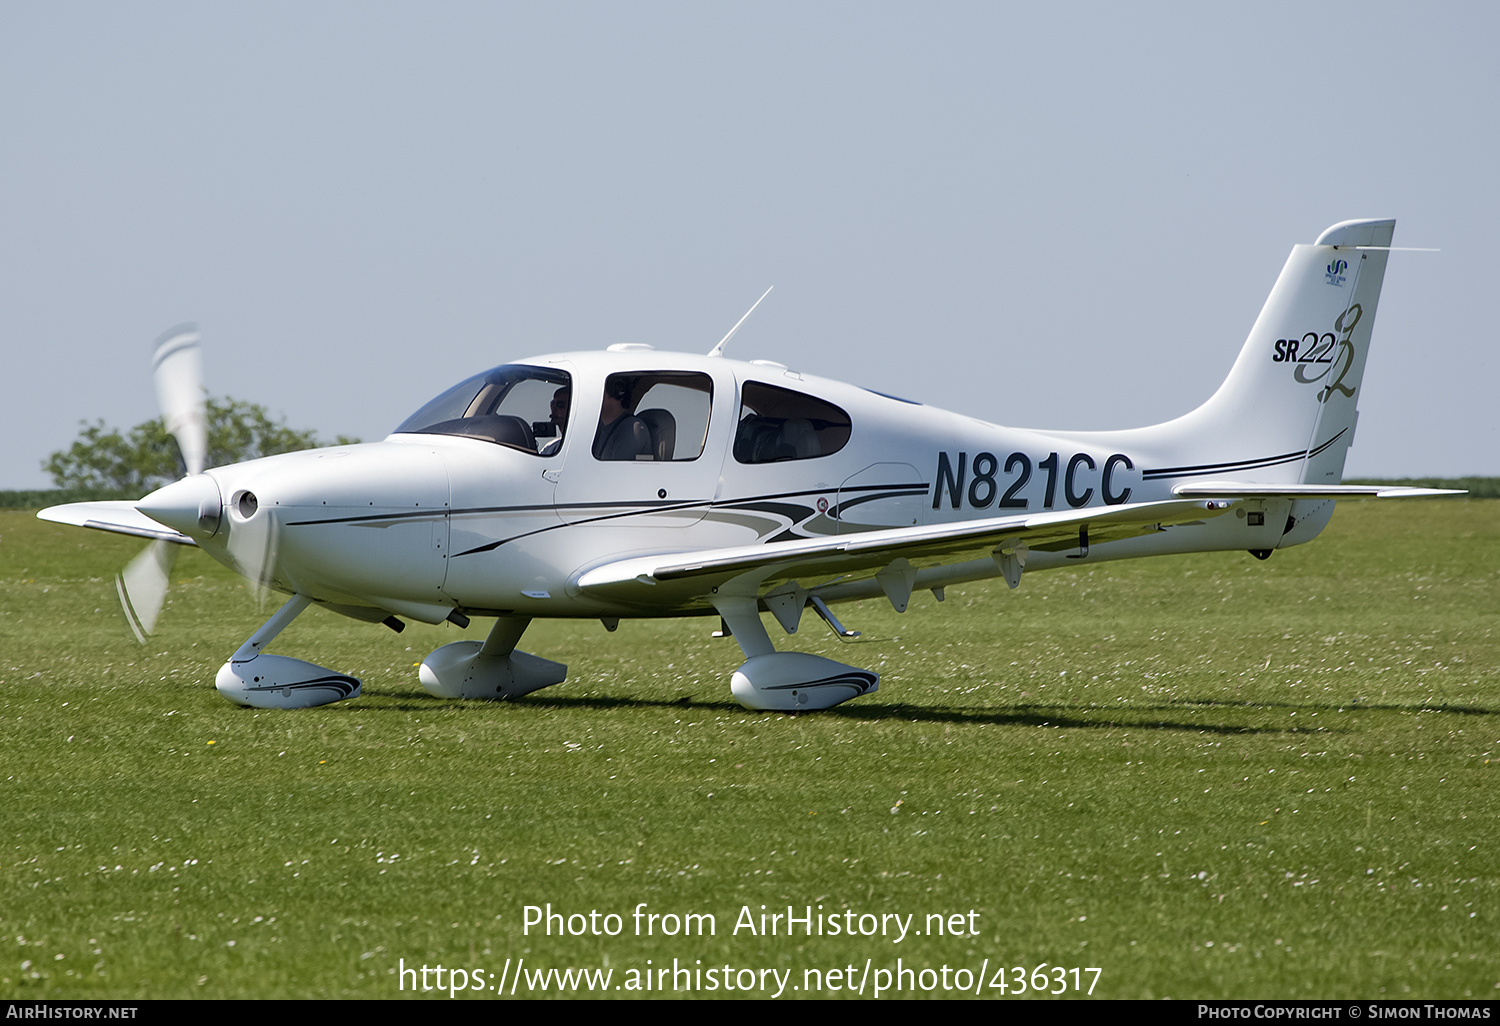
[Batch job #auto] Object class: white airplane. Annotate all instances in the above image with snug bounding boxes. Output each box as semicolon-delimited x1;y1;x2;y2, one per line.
41;218;1456;713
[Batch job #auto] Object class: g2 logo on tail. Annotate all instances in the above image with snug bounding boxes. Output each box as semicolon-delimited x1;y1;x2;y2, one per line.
1270;303;1362;403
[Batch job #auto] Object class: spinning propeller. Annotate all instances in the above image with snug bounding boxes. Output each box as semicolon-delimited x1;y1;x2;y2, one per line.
119;327;280;642
116;326;203;641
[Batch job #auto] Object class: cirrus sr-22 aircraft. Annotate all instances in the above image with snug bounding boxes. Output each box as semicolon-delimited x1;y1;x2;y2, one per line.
41;218;1457;712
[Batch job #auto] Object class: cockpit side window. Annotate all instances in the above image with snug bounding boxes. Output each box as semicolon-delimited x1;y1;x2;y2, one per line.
593;371;713;462
395;365;572;456
733;381;851;464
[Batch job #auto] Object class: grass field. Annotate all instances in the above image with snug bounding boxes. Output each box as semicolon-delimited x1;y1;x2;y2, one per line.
2;500;1496;999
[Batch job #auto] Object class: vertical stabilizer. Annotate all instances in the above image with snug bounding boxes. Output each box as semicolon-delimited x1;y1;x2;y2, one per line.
1164;218;1394;486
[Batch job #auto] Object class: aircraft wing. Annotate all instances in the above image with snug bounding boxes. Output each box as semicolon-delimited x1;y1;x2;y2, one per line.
575;498;1231;608
36;501;196;545
1173;483;1464;499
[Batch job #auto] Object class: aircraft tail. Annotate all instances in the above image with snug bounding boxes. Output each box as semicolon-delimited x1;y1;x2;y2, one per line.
1157;218;1395;488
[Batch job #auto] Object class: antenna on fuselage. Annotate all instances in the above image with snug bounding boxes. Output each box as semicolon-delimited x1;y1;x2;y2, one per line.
707;286;774;358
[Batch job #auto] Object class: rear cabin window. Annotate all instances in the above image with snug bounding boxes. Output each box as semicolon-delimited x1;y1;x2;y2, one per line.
733;381;851;463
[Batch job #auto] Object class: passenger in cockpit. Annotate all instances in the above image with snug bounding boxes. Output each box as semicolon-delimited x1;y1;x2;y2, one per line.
592;378;652;461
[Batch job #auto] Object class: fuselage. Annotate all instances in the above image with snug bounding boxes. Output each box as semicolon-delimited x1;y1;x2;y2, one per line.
165;347;1314;627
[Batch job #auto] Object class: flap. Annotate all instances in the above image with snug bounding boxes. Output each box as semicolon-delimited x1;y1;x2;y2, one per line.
575;498;1231;606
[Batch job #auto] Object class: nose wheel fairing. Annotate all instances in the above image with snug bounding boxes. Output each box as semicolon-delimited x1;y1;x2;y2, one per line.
216;657;361;710
215;594;362;709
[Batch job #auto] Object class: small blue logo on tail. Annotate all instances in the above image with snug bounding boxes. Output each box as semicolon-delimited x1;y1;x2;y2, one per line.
1325;258;1348;287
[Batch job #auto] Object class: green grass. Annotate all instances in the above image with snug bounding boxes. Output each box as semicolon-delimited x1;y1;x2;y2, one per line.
2;501;1496;999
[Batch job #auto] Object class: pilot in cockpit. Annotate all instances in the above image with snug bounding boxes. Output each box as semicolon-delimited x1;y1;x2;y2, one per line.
539;386;571;456
592;377;652;461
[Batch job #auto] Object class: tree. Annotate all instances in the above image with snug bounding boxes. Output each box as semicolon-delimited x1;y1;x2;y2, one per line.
44;397;359;494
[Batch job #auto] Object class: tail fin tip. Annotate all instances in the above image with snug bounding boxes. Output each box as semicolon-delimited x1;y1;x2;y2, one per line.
1315;219;1395;248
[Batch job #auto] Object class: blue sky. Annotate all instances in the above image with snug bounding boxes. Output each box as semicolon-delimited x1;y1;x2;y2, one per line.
4;2;1496;487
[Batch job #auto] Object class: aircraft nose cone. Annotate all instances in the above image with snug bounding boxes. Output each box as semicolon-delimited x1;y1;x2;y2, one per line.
136;474;224;539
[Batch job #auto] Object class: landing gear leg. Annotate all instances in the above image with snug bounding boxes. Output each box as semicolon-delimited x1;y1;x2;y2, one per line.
419;615;567;700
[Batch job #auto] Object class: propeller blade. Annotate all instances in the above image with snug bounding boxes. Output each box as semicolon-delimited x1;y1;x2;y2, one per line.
116;539;178;643
112;326;208;641
151;324;208;475
225;500;280;608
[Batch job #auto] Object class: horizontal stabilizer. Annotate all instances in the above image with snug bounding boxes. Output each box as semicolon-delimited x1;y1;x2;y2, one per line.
1173;483;1464;500
37;501;196;545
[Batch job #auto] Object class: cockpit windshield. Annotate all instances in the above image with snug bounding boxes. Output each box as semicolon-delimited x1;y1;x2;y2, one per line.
395;365;572;456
